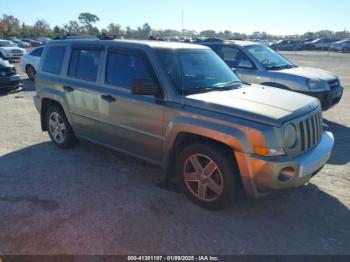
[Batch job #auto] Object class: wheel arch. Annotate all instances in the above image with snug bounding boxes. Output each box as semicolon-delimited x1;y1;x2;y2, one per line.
40;95;72;131
162;117;250;182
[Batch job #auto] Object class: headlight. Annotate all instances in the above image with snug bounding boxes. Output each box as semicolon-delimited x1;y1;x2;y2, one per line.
307;79;328;91
284;123;297;148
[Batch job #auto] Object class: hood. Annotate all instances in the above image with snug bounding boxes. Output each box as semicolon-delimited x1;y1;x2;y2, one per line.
185;84;320;126
277;66;337;81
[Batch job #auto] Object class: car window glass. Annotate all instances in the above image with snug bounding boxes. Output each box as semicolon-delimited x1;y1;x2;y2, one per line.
30;47;43;57
105;52;152;89
219;47;251;68
68;49;101;81
42;46;66;74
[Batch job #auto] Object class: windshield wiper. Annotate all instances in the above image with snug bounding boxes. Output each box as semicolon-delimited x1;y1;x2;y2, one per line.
183;81;243;95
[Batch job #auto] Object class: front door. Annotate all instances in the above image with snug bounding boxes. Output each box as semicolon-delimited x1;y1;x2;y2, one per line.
97;49;164;163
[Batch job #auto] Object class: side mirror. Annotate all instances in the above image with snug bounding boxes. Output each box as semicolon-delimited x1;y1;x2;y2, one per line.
131;79;161;96
238;59;254;69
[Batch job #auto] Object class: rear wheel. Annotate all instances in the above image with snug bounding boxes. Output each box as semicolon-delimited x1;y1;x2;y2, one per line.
176;143;239;209
46;105;77;149
343;47;349;53
26;65;36;81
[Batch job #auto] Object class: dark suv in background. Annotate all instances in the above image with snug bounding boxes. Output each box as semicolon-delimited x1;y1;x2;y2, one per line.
200;39;343;110
269;40;303;51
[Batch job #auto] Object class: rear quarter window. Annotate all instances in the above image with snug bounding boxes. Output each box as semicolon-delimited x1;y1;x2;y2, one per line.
42;46;66;74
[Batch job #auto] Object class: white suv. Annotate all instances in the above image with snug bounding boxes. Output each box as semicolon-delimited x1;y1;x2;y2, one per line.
0;40;26;60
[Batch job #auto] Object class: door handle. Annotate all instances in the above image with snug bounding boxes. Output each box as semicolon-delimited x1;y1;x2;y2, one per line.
63;86;74;92
101;94;116;102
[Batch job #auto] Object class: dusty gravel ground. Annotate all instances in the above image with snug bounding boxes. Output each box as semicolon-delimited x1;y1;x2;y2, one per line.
0;51;349;255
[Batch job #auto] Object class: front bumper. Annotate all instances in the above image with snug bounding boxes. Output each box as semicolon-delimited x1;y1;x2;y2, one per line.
235;131;334;198
301;86;343;111
0;74;22;90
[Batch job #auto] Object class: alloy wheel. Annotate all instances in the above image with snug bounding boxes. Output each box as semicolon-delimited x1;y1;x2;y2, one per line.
48;112;67;144
183;154;224;202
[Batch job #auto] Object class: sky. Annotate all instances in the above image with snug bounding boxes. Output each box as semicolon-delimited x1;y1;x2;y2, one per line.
1;0;349;35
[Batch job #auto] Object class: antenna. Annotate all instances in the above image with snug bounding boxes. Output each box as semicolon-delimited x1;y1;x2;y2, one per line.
181;9;184;36
181;9;185;108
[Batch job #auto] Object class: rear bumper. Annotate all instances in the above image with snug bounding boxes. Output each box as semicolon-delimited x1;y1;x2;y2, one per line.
235;131;334;198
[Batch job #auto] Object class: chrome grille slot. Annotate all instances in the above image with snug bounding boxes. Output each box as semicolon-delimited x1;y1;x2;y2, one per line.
298;110;323;153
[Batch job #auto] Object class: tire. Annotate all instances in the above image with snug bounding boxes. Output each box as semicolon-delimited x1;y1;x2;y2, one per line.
26;65;36;81
176;142;239;210
343;47;349;53
46;105;77;149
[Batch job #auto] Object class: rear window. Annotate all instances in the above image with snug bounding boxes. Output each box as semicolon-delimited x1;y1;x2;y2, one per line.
42;46;66;74
68;49;101;81
30;47;43;57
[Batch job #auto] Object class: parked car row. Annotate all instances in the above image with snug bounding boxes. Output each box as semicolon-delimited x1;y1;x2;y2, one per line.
5;36;52;48
32;39;335;209
268;38;350;52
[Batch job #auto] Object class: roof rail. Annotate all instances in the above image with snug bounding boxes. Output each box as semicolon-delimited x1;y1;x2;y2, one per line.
53;34;124;40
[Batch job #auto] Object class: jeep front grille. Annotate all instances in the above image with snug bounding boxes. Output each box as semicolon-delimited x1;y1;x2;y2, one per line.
284;108;323;157
298;110;323;151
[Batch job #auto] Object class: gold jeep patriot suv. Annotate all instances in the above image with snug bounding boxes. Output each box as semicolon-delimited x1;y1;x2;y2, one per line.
33;39;334;209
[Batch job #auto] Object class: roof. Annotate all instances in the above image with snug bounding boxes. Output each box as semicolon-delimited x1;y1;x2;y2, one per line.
201;39;261;47
48;39;209;50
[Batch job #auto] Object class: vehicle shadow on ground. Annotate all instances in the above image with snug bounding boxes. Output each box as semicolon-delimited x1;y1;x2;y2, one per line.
0;140;349;254
20;79;35;91
324;118;350;165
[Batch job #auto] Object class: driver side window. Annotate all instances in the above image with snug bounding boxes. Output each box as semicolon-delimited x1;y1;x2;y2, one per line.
217;46;254;69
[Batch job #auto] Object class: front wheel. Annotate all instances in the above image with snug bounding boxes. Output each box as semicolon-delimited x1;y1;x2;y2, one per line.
176;143;239;209
46;105;77;149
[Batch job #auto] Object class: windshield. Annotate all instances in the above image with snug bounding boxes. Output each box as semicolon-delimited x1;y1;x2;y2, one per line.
156;49;242;94
247;45;295;70
0;41;17;47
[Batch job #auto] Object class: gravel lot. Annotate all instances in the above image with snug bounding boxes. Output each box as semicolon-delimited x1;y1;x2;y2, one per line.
0;51;349;255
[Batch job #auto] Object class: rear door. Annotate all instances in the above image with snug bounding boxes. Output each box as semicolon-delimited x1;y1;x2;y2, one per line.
62;44;106;141
97;48;164;163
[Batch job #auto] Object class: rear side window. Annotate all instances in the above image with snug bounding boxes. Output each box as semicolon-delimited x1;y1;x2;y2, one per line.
216;46;250;68
68;49;101;81
42;46;66;74
30;47;43;57
105;52;152;88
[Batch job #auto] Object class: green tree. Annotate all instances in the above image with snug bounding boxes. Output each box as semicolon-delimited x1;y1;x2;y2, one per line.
136;23;152;38
107;23;124;35
33;19;51;36
64;20;82;34
0;14;20;37
78;12;99;34
199;30;217;38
